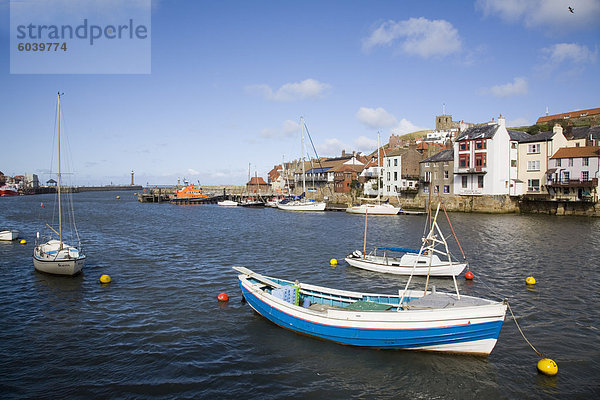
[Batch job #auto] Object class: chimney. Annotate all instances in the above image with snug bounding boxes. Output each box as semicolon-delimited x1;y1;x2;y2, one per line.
553;123;563;136
497;114;505;128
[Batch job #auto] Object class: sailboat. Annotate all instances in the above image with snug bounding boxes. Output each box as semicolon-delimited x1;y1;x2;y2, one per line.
277;117;326;212
345;203;467;276
346;133;400;215
33;93;86;276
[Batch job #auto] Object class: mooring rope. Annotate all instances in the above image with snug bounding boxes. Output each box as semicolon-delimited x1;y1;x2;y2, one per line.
506;300;544;357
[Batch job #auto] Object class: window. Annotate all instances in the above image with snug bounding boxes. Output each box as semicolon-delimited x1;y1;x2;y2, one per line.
562;171;570;183
387;159;390;167
434;185;439;193
582;171;589;181
527;160;540;171
583;157;589;166
394;159;398;167
478;175;484;188
475;139;486;150
387;172;390;180
459;154;470;168
568;158;573;167
556;159;561;167
424;171;431;182
394;171;398;181
474;153;487;170
459;141;470;151
424;186;429;193
527;179;540;192
511;160;517;167
424;162;430;167
511;142;517;149
443;185;450;194
462;176;468;188
528;144;540;154
444;170;449;179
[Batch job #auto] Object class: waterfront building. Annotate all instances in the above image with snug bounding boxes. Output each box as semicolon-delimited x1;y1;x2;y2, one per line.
333;164;364;193
419;149;454;196
564;125;600;147
517;124;568;196
381;146;422;196
546;146;600;202
246;176;269;194
453;115;520;196
291;151;365;195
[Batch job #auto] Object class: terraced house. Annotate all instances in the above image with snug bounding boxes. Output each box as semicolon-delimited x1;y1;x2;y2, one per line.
546;146;600;202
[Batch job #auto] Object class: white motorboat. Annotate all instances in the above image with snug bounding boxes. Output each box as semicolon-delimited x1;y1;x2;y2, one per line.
217;200;238;206
0;229;20;241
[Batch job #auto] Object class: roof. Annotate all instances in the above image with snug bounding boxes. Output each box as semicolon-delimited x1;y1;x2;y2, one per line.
536;108;600;124
332;164;364;173
247;177;268;185
566;125;600;140
550;146;600;159
306;167;331;174
456;124;499;141
516;130;556;143
421;149;454;163
508;130;532;142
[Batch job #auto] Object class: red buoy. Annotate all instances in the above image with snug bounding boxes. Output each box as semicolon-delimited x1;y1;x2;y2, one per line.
465;271;474;280
217;292;229;302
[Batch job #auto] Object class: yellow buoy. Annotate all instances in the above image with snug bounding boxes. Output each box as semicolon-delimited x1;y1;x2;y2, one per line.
20;239;27;245
330;258;338;266
537;358;558;376
116;196;120;199
526;276;536;285
99;274;111;284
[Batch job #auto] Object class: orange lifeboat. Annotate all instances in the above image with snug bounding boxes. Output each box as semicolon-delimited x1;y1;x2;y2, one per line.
170;185;209;200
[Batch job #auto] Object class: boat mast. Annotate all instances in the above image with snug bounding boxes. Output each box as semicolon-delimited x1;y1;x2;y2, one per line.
57;92;63;250
300;116;306;196
377;132;381;204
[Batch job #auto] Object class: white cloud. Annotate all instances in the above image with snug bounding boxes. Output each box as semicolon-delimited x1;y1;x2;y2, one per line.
391;119;424;135
542;43;598;65
246;79;331;102
356;107;398;128
362;17;462;58
316;138;349;157
186;168;200;176
484;77;529;98
260;119;300;138
354;136;378;153
476;0;600;29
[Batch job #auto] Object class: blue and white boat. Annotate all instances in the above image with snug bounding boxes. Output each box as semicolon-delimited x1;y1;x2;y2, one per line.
234;265;507;356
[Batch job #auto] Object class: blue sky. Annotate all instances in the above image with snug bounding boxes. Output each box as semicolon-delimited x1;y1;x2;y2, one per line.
1;0;599;186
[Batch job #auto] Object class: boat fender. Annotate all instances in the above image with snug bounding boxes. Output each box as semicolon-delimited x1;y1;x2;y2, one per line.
352;250;362;258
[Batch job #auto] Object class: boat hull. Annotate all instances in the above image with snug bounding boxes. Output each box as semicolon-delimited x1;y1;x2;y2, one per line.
277;200;326;211
345;255;467;276
217;200;238;206
237;271;506;355
0;230;20;241
346;204;400;215
33;255;85;276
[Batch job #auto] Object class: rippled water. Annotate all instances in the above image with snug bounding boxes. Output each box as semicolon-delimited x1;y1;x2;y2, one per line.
1;191;599;399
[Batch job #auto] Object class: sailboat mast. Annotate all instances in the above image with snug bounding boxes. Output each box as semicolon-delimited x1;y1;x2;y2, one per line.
377;132;381;205
300;117;306;195
56;92;63;249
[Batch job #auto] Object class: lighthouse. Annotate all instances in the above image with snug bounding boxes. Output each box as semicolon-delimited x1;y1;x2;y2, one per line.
131;170;134;186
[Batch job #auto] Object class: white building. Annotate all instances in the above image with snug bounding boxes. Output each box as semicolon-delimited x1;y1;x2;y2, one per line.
453;116;520;196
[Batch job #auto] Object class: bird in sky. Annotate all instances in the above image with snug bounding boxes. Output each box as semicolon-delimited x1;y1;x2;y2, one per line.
568;6;574;13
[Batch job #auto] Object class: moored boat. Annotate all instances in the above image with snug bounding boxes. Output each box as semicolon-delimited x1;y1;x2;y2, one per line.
0;229;20;241
346;202;400;215
217;200;238;207
345;203;467;277
0;184;19;196
33;93;86;276
170;184;208;200
234;266;507;355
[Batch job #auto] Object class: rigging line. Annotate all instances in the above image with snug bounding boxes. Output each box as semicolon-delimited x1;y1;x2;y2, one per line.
507;300;544;357
436;191;466;260
303;122;334;197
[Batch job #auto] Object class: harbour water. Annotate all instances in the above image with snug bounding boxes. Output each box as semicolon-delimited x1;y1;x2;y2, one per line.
1;191;598;399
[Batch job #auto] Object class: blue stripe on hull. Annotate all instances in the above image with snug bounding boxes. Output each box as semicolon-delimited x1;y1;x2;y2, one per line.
240;282;503;349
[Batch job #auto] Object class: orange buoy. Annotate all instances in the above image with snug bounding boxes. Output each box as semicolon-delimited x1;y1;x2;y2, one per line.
217;292;229;302
465;271;474;280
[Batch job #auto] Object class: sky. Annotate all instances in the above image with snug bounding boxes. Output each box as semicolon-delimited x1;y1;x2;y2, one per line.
0;0;599;186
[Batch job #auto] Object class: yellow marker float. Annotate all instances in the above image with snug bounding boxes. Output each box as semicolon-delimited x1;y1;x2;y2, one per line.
99;274;111;284
526;276;536;285
330;258;338;266
537;358;558;376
